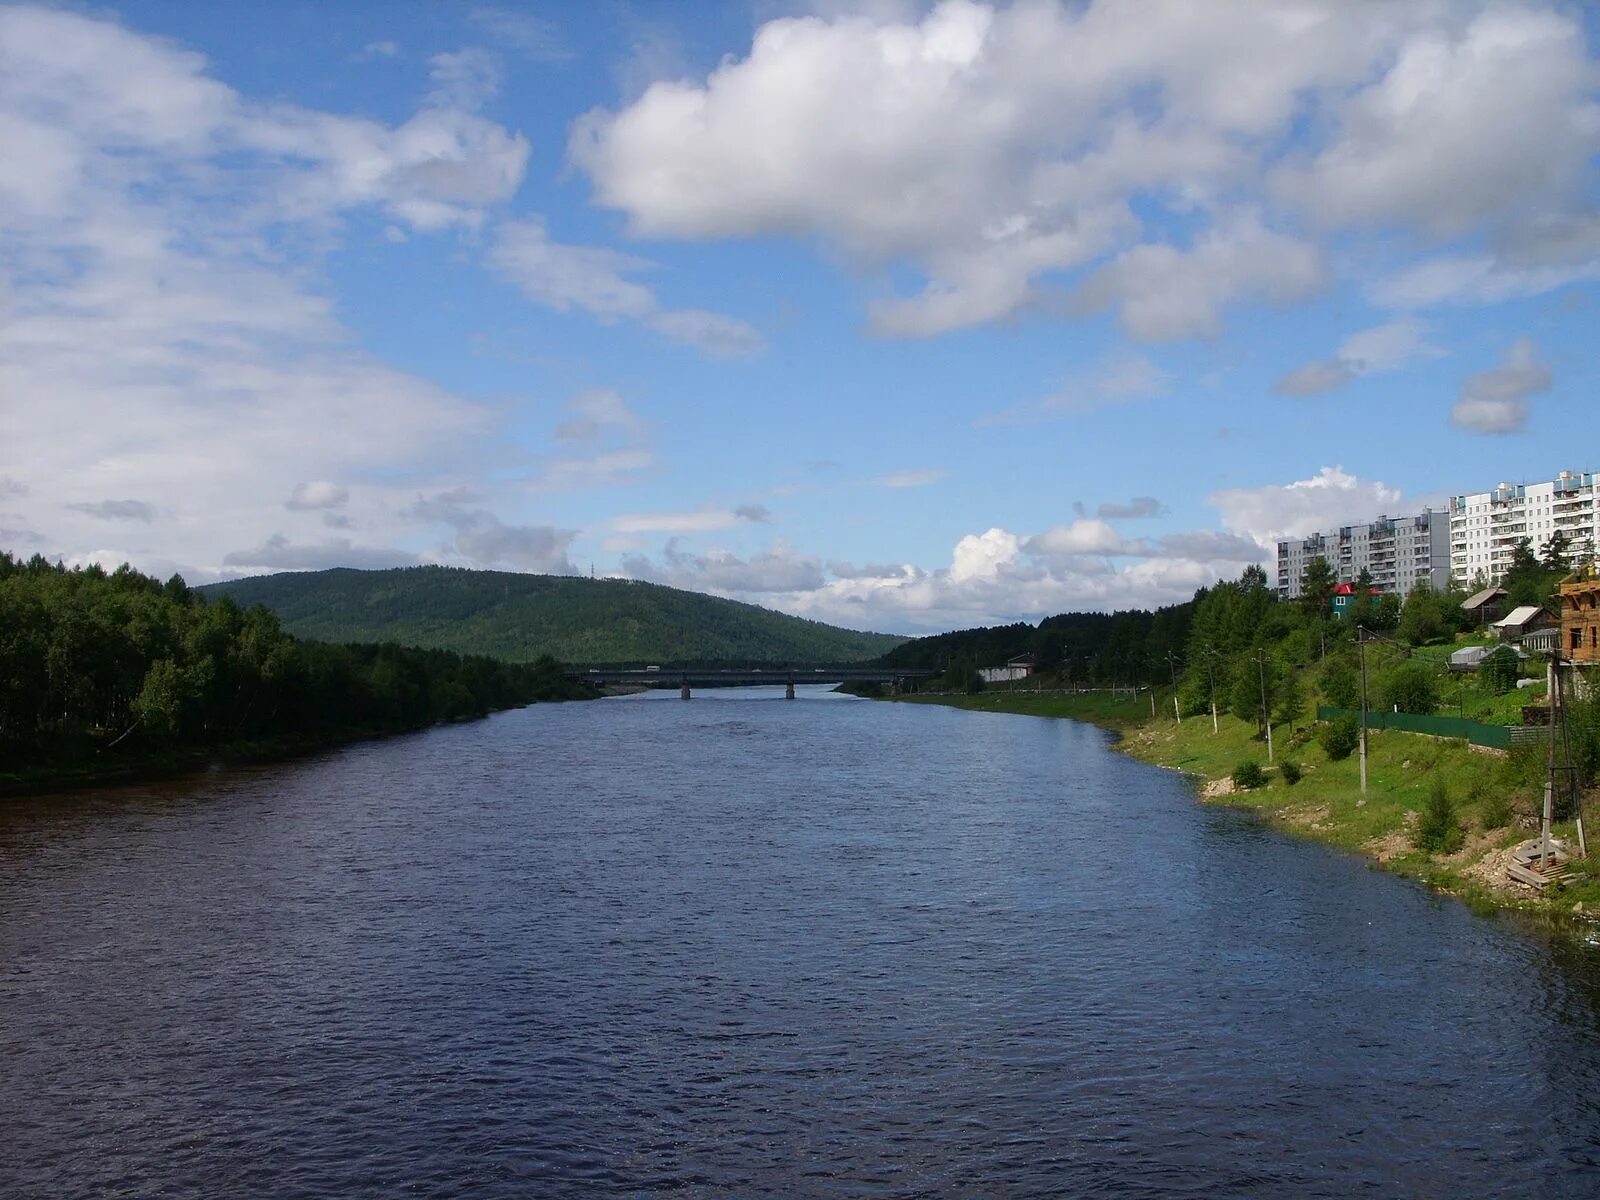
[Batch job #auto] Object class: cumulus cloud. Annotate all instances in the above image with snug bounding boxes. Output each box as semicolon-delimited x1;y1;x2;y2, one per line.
1275;317;1440;395
570;2;1597;337
1274;7;1598;238
1073;212;1323;340
1450;338;1551;434
285;481;350;511
1209;465;1406;546
67;499;154;522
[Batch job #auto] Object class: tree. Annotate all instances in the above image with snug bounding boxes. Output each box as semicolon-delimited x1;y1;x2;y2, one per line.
1398;582;1446;646
1540;529;1571;575
1502;538;1548;607
1319;653;1359;709
1379;659;1439;715
1298;556;1336;619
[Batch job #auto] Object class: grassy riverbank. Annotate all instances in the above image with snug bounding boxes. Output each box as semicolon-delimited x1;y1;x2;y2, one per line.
895;689;1600;921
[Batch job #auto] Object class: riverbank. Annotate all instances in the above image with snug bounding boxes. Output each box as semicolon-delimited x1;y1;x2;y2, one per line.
0;695;594;799
894;690;1600;923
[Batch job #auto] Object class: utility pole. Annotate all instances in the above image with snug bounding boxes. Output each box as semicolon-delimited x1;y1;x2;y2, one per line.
1201;645;1219;734
1165;651;1181;724
1257;651;1274;764
1357;626;1369;796
1543;653;1556;869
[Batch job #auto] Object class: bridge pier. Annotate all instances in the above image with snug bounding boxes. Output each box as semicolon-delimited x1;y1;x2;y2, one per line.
680;679;691;700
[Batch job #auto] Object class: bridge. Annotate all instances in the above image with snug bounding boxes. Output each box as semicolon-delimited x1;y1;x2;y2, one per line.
567;666;934;699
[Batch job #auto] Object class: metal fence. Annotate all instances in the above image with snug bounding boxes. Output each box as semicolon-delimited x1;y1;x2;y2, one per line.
1314;705;1543;751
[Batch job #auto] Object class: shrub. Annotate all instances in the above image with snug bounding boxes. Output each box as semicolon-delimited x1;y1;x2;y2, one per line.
1319;715;1361;762
1415;777;1465;854
1232;761;1268;790
1479;789;1513;830
1279;759;1302;786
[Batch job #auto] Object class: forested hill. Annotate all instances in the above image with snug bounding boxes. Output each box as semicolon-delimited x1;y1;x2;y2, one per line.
203;567;906;665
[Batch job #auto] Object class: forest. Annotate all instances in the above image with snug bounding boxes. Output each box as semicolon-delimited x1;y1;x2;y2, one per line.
206;566;905;665
0;553;594;784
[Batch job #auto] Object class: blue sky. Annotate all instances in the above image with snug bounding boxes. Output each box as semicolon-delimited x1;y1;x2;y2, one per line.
2;1;1597;631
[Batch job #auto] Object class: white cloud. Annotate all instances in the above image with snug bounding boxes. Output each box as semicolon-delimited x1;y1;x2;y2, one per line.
467;7;570;62
976;353;1168;426
555;388;646;443
489;218;657;319
285;481;350;511
644;308;765;358
426;48;501;113
1074;212;1323;341
67;499;155;523
1209;465;1405;546
1450;337;1551;435
411;493;577;573
1274;316;1440;396
0;6;548;580
1095;496;1165;520
1374;251;1600;309
526;449;655;492
575;1;1594;338
489;219;763;356
224;534;421;572
611;506;770;535
1025;519;1128;557
873;468;947;489
622;539;827;594
1274;7;1598;238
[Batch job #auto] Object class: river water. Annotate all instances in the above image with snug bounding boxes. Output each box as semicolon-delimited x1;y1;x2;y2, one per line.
3;686;1599;1197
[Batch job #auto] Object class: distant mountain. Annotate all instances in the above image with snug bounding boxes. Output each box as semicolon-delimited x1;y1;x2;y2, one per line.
203;566;905;665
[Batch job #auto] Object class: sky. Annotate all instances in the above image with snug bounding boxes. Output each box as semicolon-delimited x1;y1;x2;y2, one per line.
2;0;1597;633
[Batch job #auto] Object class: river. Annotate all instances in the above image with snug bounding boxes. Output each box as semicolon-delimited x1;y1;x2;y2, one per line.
3;686;1599;1197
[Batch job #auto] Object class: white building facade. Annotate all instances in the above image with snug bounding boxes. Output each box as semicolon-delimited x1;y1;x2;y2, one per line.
1277;511;1450;601
1449;471;1600;586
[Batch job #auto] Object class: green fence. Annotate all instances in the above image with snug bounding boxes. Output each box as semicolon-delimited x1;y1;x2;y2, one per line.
1315;705;1517;750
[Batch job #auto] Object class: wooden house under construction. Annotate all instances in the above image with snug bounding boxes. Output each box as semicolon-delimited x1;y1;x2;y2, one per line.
1559;570;1600;665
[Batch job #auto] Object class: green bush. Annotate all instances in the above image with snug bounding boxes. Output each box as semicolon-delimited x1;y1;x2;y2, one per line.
1318;715;1361;761
1415;777;1465;854
1279;759;1302;785
1232;761;1268;790
1479;789;1513;830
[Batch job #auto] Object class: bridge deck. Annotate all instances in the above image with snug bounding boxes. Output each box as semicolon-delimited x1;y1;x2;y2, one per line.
568;668;931;685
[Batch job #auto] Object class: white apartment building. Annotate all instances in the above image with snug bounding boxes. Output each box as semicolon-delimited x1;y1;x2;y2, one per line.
1277;511;1450;601
1449;471;1600;586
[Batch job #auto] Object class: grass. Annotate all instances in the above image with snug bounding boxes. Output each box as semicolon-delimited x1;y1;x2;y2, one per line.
892;686;1600;924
